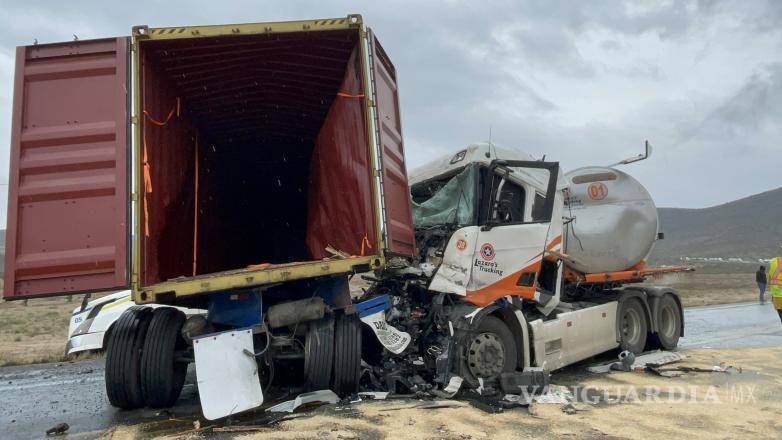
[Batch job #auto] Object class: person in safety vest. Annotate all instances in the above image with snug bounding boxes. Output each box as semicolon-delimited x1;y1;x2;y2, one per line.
769;256;782;324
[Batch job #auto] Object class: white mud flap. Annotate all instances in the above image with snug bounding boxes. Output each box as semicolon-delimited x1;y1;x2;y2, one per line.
193;328;263;420
355;295;411;354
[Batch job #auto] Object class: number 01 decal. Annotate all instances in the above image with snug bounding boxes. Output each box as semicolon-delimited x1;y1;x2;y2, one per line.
588;182;608;200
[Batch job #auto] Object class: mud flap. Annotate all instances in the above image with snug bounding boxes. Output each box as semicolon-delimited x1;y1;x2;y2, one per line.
193;328;263;420
355;295;411;354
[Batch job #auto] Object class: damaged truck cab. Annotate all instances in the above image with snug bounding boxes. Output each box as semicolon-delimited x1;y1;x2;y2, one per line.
358;143;686;395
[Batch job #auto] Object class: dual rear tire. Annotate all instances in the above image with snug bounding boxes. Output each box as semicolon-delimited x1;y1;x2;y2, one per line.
105;307;187;409
105;306;152;409
650;294;682;350
303;314;362;396
619;294;683;354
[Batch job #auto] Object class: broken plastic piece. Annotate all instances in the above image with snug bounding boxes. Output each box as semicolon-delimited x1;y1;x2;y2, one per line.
443;376;463;394
587;350;685;374
357;391;390;400
500;368;549;395
266;390;339;413
45;423;69;436
532;385;573;404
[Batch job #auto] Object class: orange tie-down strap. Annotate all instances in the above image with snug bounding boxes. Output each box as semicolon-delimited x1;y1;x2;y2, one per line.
143;98;180;126
142;139;152;237
337;91;365;98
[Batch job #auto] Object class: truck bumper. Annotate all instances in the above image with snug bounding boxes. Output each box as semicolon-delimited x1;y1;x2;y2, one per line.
65;332;105;355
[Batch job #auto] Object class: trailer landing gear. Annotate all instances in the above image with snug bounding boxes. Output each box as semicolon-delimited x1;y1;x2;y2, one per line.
105;307;188;410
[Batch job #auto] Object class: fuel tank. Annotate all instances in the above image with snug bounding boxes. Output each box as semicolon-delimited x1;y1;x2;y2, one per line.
563;167;658;274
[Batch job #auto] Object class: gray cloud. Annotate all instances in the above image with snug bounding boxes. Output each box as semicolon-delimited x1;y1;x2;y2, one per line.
0;0;781;227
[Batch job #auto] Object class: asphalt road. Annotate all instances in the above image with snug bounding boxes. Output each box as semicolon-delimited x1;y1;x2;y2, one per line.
1;301;780;440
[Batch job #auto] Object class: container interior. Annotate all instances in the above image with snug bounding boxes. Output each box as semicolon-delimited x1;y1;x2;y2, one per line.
138;29;377;286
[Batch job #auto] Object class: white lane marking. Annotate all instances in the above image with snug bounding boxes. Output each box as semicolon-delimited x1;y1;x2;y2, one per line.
0;375;102;392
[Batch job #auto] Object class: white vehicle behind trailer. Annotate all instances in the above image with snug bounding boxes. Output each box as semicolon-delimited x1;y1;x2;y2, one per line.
67;290;203;355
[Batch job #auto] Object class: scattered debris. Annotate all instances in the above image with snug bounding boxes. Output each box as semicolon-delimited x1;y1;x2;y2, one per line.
587;350;686;373
500;368;550;395
357;391;389;400
212;425;271;433
610;351;636;372
533;385;574;404
45;422;69;436
379;400;467;412
647;364;742;377
266;390;339;413
562;402;593;415
431;376;463;398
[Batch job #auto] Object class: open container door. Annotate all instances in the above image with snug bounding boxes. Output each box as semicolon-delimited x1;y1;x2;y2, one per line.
368;30;415;257
3;37;131;299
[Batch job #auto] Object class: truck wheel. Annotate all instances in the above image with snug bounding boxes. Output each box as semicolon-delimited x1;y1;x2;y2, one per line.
304;316;334;390
462;316;517;387
140;308;187;408
105;306;152;409
652;294;682;350
619;298;648;353
332;314;362;396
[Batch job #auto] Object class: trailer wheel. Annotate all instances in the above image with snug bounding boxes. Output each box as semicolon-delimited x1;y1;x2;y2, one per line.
105;306;152;409
140;308;187;408
652;294;682;350
619;298;648;353
304;316;334;391
332;314;362;396
462;316;517;387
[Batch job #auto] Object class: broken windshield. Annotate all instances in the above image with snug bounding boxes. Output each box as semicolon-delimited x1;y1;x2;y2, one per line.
410;165;477;228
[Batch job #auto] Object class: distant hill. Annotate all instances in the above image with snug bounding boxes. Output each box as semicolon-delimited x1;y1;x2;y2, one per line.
649;187;782;266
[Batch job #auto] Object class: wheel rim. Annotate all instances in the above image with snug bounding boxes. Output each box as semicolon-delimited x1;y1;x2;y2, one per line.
467;332;506;379
659;304;677;339
621;307;642;346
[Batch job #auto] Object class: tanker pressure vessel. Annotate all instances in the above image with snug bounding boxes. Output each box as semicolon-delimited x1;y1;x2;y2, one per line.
563;166;658;274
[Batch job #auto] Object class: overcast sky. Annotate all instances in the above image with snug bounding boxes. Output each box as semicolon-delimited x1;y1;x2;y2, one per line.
0;0;780;228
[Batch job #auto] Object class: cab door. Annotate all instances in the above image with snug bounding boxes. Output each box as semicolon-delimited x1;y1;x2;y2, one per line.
463;161;561;306
3;37;131;299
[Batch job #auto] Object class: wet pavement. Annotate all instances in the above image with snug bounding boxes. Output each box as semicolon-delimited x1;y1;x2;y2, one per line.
679;301;782;348
0;361;202;439
1;301;780;439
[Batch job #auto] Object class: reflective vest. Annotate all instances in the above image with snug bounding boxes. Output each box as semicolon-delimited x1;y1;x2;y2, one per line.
770;257;782;297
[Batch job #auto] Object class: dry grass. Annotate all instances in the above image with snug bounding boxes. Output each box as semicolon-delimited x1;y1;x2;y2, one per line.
0;294;100;366
642;271;761;307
